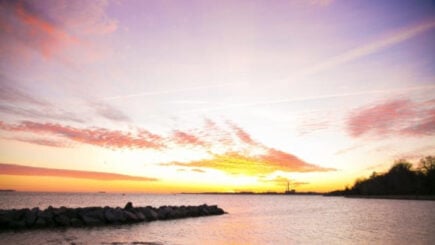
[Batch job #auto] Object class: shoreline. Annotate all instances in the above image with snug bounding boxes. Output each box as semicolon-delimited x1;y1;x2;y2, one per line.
342;195;435;201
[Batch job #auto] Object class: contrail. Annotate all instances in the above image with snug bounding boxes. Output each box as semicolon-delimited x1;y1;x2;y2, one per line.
102;82;243;101
298;18;435;76
175;84;435;114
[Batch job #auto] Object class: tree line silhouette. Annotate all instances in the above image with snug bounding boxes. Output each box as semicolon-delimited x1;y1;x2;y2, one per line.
330;156;435;196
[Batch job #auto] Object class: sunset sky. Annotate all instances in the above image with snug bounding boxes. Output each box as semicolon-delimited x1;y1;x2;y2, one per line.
0;0;434;193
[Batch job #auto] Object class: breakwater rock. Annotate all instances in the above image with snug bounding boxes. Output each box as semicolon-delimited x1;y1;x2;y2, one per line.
0;202;225;230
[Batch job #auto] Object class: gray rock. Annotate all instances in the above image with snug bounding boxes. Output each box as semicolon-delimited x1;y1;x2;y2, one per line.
54;215;70;226
157;207;172;220
141;208;158;221
24;208;38;227
123;210;139;222
33;217;47;228
0;211;13;228
81;215;103;226
133;210;146;221
9;219;26;229
70;217;83;227
104;208;118;223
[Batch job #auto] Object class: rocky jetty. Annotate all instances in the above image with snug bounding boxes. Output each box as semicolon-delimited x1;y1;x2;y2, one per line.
0;202;225;230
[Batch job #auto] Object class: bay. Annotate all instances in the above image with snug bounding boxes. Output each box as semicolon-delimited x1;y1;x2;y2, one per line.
0;192;434;244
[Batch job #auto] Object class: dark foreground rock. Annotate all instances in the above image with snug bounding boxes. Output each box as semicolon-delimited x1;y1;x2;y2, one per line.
0;203;225;230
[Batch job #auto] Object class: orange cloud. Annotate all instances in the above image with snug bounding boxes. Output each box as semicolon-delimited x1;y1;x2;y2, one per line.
347;98;435;137
165;149;333;176
0;163;158;182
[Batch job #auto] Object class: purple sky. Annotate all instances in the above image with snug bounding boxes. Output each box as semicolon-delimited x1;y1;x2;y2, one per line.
0;0;434;192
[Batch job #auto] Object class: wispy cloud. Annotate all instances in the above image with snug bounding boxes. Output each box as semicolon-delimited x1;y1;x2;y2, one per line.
0;104;85;123
2;136;70;148
308;0;335;7
172;84;435;115
347;98;435;137
102;82;242;101
300;18;435;76
88;101;130;122
0;76;49;106
0;77;84;123
0;163;157;181
298;119;330;136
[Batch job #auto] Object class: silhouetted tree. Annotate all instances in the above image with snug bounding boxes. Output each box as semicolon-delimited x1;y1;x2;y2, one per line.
419;156;435;194
338;156;435;196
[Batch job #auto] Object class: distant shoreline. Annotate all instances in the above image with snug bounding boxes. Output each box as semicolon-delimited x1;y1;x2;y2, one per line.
337;195;435;201
180;192;323;195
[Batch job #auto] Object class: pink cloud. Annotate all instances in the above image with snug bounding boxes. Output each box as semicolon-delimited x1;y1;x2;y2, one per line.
227;121;258;145
0;121;162;149
347;99;435;137
0;163;157;181
0;0;117;63
171;130;206;146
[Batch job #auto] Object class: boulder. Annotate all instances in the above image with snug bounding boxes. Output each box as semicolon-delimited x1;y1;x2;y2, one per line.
140;207;158;221
70;218;83;227
33;217;47;228
157;206;172;220
9;219;26;229
24;208;38;227
0;210;13;228
133;210;146;221
80;215;103;226
104;208;118;223
54;215;70;226
123;210;139;223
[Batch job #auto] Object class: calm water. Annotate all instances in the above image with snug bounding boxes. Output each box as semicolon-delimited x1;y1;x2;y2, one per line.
0;192;434;244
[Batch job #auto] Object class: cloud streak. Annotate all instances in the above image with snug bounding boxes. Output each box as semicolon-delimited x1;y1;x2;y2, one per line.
0;77;85;123
88;101;130;122
347;98;435;137
0;163;158;181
